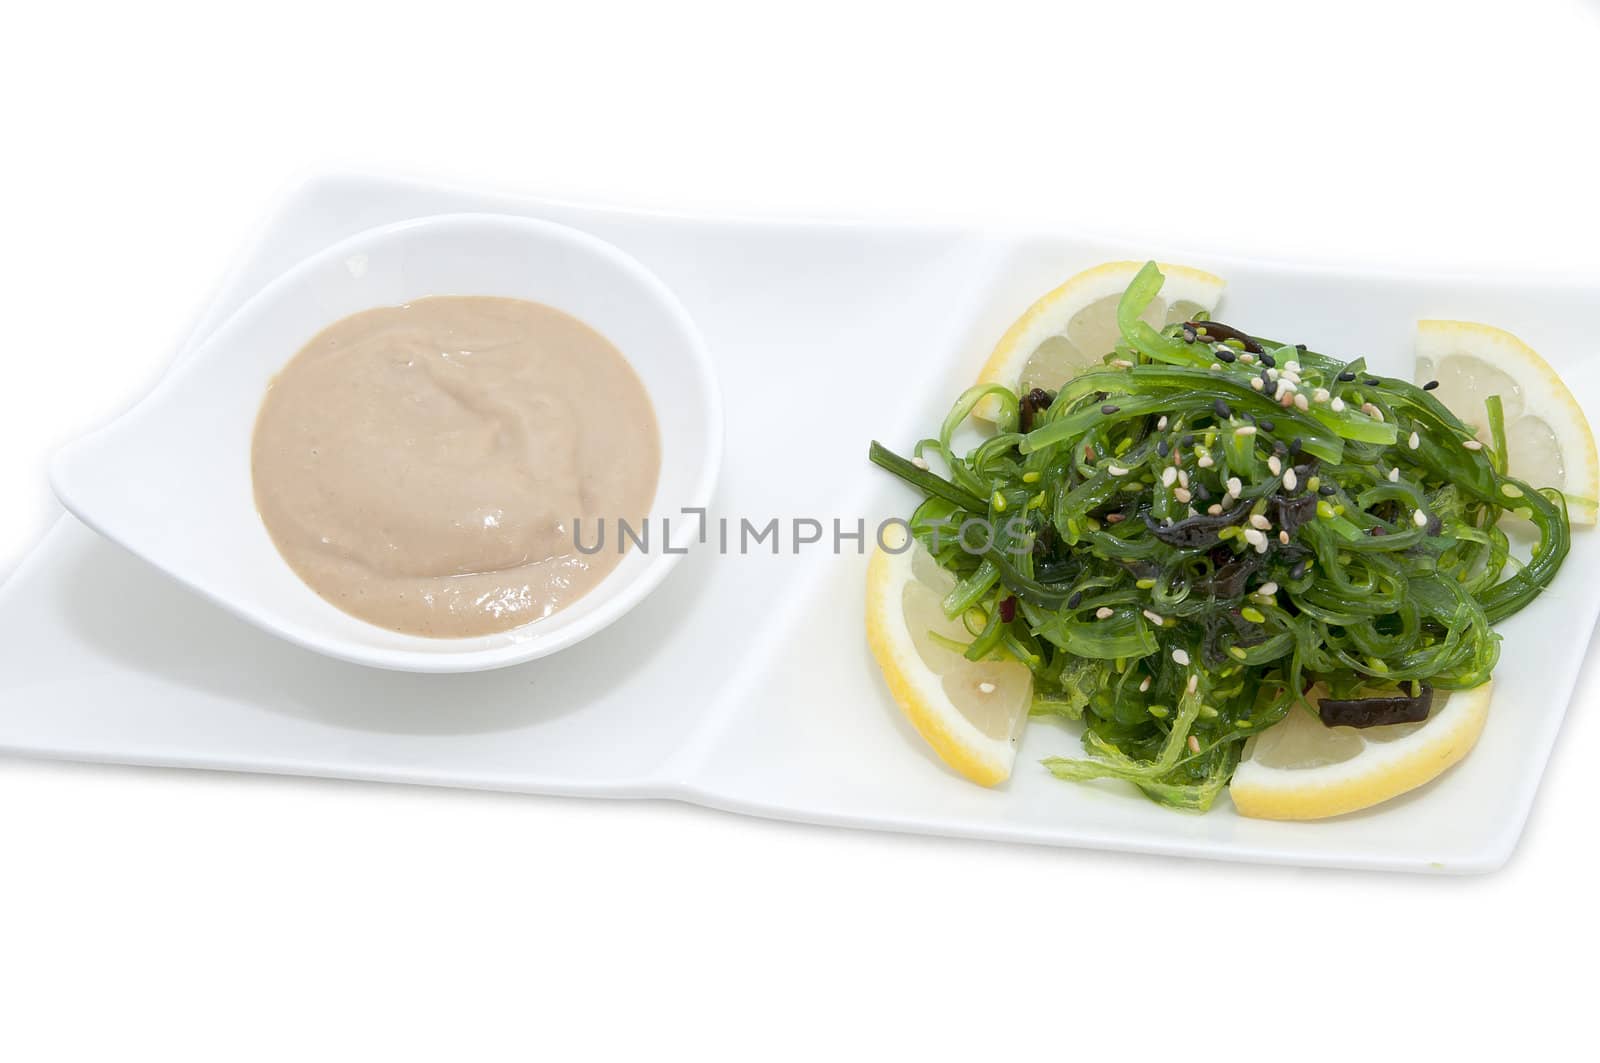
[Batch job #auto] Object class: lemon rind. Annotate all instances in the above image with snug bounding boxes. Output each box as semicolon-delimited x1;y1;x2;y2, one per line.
865;542;1022;787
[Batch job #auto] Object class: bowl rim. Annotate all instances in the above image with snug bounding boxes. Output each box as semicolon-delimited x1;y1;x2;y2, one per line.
51;211;725;673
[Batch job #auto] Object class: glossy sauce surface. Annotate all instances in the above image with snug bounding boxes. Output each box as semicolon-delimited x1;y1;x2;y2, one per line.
252;296;659;637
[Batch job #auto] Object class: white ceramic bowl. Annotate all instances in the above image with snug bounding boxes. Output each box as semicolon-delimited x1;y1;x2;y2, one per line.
51;213;722;672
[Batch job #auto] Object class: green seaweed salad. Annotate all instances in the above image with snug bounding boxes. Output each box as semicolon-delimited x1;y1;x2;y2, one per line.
869;262;1571;811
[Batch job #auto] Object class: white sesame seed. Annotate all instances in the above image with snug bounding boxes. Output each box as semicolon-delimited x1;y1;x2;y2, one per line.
1108;464;1130;476
1388;467;1400;482
1463;439;1484;451
1226;476;1242;497
1250;514;1272;530
1188;506;1200;518
1210;362;1223;371
1283;371;1302;387
1187;735;1201;754
1285;360;1302;374
978;681;996;694
1257;581;1279;596
1186;673;1199;695
1178;469;1189;488
1143;609;1165;625
1162;466;1178;487
1268;367;1280;381
1414;509;1429;528
1207;503;1223;515
1294;393;1310;411
1240;352;1256;364
1283;468;1299;490
1110;358;1134;369
911;456;929;469
1172;648;1191;666
1177;487;1195;504
1095;606;1114;620
1139;675;1152;692
1361;402;1385;422
1330;397;1346;413
1198;454;1215;468
1408;431;1420;450
1313;387;1331;403
1250;377;1265;391
1235;425;1258;437
1243;528;1268;549
1267;455;1282;476
1156;416;1169;430
1278;530;1290;544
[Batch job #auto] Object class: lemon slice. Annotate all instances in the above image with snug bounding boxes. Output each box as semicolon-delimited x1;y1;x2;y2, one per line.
1415;320;1597;524
865;524;1033;785
973;261;1226;421
1229;683;1493;820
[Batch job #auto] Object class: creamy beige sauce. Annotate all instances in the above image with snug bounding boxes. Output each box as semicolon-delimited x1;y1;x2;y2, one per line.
252;296;660;638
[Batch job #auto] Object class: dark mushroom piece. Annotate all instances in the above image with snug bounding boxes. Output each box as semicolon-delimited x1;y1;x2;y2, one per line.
1273;489;1319;537
1184;320;1266;355
1318;685;1434;728
1019;387;1054;433
1194;548;1263;599
1142;501;1252;550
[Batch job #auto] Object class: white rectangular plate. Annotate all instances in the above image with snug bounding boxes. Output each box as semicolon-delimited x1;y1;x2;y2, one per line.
3;173;1596;872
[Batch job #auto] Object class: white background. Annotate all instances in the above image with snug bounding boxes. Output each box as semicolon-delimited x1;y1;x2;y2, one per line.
3;1;1597;1059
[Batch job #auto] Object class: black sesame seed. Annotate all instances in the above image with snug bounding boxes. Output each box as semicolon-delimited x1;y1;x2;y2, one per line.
1101;403;1121;415
1295;343;1308;352
1423;379;1440;391
1156;440;1170;457
1193;483;1211;501
1337;370;1357;382
1290;560;1310;580
1260;353;1277;368
1259;419;1276;433
1068;591;1084;609
1181;325;1197;344
1289;438;1304;456
1213;399;1232;419
1364;377;1381;387
1216;347;1236;363
1319;483;1338;496
1180;433;1196;447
